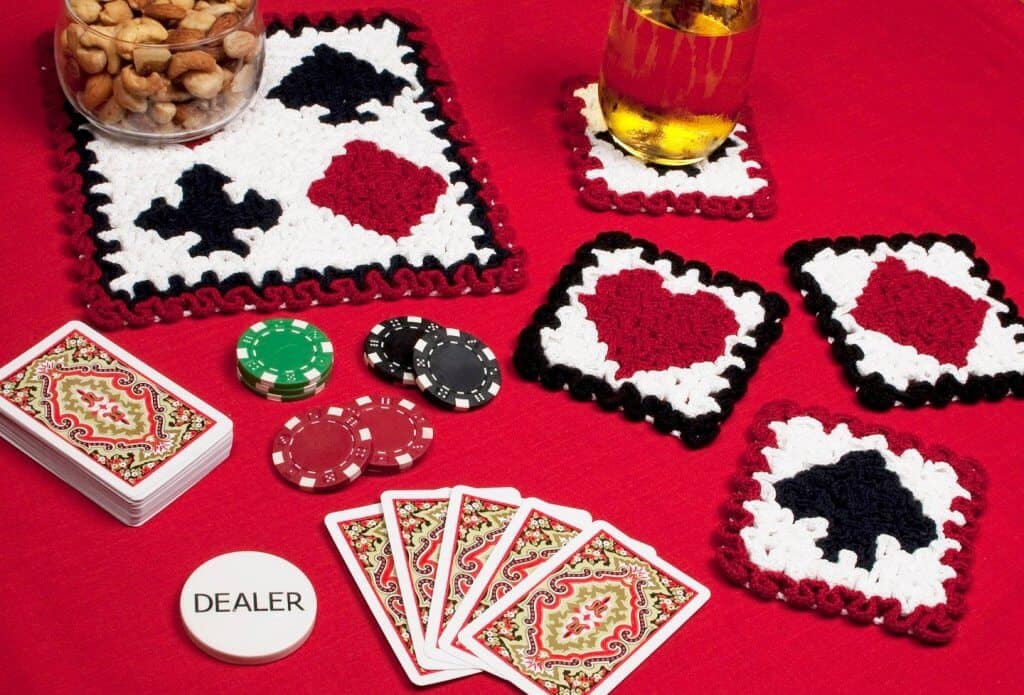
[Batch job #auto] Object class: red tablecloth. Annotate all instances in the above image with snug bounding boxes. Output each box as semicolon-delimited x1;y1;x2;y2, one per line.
1;1;1022;692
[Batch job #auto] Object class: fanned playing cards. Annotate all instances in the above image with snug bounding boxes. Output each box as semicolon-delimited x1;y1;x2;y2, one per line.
325;487;709;691
0;321;233;525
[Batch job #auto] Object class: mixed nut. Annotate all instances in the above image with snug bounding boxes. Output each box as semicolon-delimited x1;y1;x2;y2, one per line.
57;0;264;137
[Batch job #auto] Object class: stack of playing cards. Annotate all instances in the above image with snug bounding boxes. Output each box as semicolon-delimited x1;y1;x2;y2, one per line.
325;486;710;693
0;321;233;526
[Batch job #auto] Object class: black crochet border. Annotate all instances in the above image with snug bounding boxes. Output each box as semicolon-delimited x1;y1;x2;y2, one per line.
54;11;524;328
784;233;1024;410
514;231;789;448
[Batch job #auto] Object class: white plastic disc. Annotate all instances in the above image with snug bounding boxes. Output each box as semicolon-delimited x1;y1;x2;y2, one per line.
180;551;317;664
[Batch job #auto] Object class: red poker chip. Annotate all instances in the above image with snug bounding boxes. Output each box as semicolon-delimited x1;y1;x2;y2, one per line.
271;406;373;492
349;395;433;473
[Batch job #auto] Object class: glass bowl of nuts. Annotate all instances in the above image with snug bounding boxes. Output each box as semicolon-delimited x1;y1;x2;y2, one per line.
55;0;265;144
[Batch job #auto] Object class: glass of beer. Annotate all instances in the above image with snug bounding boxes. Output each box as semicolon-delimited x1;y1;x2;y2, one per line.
599;0;760;166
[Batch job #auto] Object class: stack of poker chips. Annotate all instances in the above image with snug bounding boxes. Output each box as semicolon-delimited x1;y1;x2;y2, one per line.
363;316;501;411
236;319;334;401
271;395;434;493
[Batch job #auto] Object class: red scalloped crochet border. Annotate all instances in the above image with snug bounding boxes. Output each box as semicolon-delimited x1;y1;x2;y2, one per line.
560;76;776;219
41;9;526;330
715;400;986;645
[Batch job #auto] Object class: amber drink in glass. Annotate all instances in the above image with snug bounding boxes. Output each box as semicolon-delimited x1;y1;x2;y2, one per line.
599;0;759;165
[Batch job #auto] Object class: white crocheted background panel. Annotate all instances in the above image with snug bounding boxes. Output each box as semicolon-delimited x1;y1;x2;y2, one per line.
539;244;768;419
514;232;787;448
563;81;775;218
717;402;985;644
63;14;522;325
741;413;970;613
787;235;1024;409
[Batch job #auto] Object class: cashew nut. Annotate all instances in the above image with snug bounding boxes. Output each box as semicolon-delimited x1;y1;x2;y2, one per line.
167;49;217;79
182;68;223;99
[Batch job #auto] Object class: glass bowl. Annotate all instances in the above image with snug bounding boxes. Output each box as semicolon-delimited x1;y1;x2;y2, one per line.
54;0;266;144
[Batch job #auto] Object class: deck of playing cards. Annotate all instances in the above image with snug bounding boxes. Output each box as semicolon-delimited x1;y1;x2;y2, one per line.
0;321;233;526
325;486;710;692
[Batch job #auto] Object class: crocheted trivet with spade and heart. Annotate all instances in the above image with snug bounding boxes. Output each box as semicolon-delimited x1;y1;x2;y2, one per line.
514;231;788;448
717;401;986;644
785;233;1024;410
47;12;525;328
561;79;776;219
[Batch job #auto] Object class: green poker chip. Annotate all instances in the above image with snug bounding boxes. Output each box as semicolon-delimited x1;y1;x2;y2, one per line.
236;319;334;389
236;364;333;392
235;368;331;397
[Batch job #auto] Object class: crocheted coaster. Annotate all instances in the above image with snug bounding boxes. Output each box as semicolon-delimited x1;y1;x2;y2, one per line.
785;234;1024;410
717;402;986;644
561;79;775;219
46;12;525;328
514;231;788;448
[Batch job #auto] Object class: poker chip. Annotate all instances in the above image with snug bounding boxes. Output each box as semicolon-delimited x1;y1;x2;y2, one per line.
264;384;328;403
235;369;329;402
236;319;334;389
364;316;442;384
236;367;331;396
271;406;372;492
350;395;433;473
413;328;501;410
179;551;317;665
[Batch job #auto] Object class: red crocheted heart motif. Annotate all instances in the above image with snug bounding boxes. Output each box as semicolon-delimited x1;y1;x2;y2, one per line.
307;140;448;239
851;258;989;367
578;268;739;379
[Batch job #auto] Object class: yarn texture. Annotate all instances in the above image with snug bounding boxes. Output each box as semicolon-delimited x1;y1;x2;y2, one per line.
717;401;986;645
514;231;788;448
785;234;1024;409
561;79;776;219
46;12;525;328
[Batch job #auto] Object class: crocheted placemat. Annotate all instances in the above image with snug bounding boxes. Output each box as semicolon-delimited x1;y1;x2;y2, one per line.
717;401;986;644
514;231;787;448
785;234;1024;409
46;12;525;328
561;79;775;219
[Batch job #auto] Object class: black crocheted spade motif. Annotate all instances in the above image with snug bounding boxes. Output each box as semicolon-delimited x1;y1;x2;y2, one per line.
775;450;938;570
267;44;410;125
135;165;282;257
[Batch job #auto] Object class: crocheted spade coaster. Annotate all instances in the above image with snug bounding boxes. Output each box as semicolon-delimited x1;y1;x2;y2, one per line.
514;231;788;448
717;401;986;645
46;12;525;328
785;234;1024;410
561;79;776;219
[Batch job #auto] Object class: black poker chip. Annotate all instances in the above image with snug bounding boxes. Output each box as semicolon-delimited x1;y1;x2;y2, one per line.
364;316;443;384
413;328;501;410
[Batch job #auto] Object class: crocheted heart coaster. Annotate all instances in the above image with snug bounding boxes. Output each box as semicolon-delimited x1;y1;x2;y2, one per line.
46;12;525;328
785;234;1024;410
717;401;986;645
561;79;775;219
514;231;788;448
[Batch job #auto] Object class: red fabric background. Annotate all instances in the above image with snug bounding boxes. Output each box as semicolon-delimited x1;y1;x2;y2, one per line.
1;1;1022;692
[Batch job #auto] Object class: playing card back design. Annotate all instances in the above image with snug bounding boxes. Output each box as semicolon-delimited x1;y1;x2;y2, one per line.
325;507;467;686
716;402;986;644
325;510;426;677
436;495;519;636
515;231;788;448
471;510;584;623
48;11;524;329
0;327;213;485
463;523;709;695
562;79;775;219
785;233;1024;409
396;498;449;627
441;502;590;662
